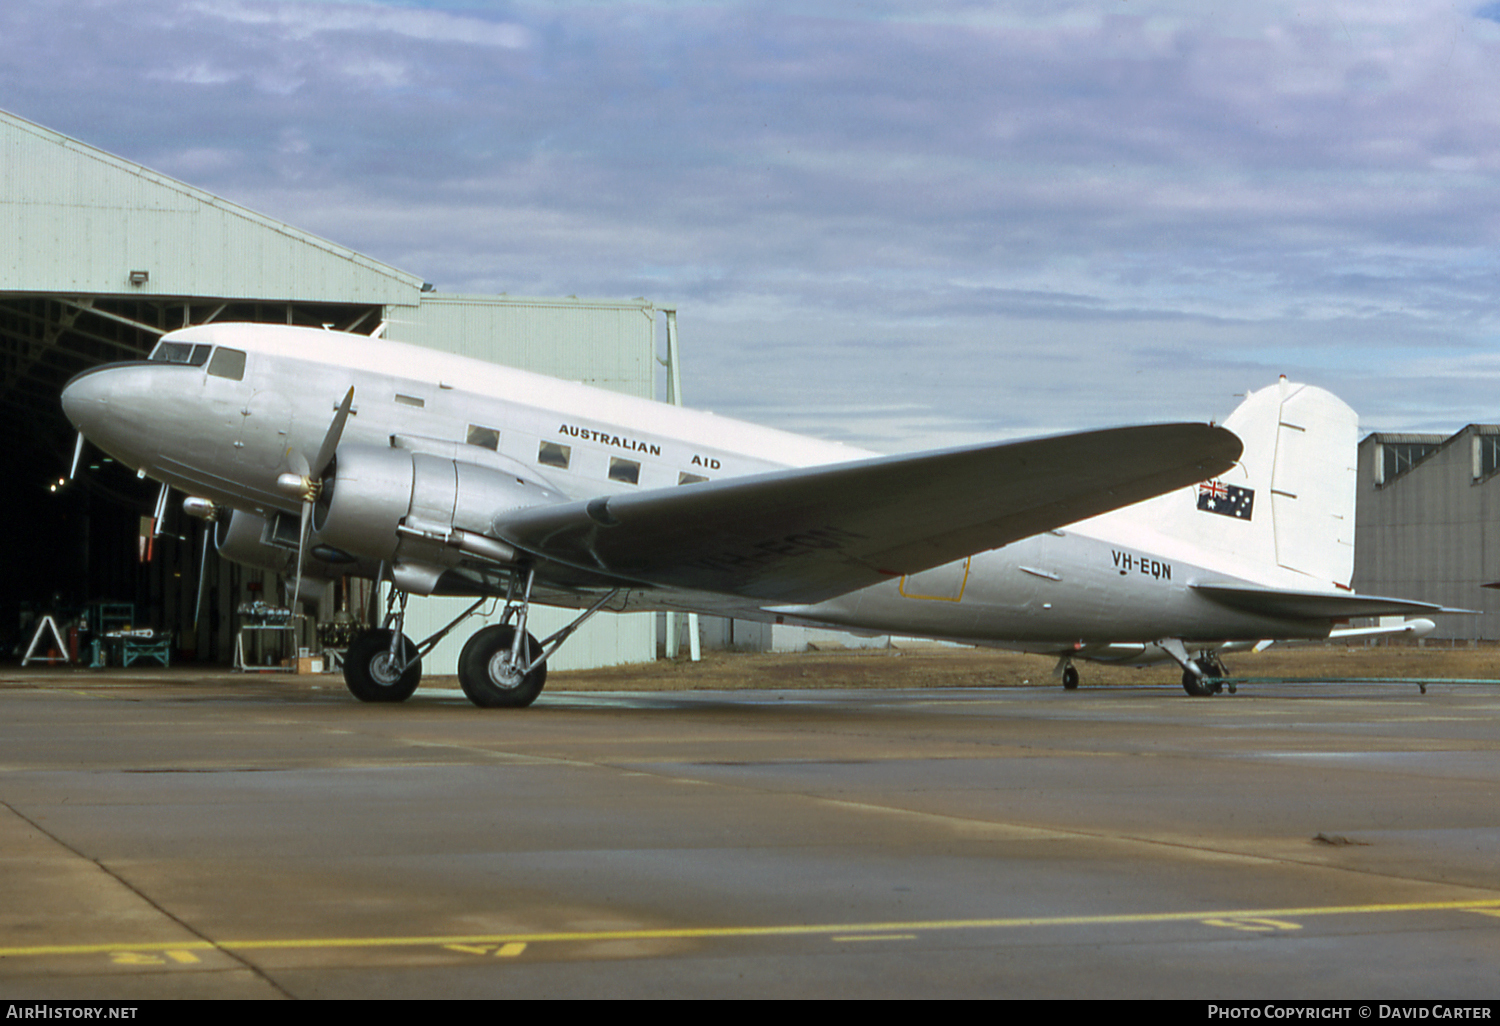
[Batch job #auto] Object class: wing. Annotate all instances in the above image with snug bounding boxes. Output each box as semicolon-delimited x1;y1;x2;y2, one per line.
1191;582;1468;620
494;422;1241;604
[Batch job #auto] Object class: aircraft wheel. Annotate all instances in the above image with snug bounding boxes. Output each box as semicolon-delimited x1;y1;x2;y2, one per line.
344;629;422;703
1180;658;1220;698
1061;665;1080;690
458;625;547;708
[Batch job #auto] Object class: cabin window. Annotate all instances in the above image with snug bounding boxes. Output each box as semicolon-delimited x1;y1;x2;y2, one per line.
467;425;500;450
395;393;425;408
609;457;641;486
678;472;709;485
151;342;211;366
207;347;246;381
538;440;571;470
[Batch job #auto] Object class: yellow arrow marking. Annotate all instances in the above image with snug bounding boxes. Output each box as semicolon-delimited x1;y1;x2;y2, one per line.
1201;917;1302;933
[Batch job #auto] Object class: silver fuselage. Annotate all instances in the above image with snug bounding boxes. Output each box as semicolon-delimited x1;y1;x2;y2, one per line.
61;323;1327;662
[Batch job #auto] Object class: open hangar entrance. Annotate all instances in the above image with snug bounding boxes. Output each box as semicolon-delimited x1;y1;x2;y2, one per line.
0;295;386;665
1;107;658;669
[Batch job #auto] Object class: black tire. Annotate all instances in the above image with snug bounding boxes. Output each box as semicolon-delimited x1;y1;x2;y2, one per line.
1062;665;1080;690
344;629;422;703
458;624;547;708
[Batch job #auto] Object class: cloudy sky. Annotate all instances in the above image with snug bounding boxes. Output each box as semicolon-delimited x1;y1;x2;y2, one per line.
6;0;1500;451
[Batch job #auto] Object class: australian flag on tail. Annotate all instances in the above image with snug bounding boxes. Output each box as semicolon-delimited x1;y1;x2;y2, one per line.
1197;480;1254;520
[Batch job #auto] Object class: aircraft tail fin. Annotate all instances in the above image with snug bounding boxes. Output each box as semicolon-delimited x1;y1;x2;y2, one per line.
1091;378;1359;588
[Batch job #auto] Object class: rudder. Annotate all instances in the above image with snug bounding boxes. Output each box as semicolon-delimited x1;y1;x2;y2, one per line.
1085;378;1358;588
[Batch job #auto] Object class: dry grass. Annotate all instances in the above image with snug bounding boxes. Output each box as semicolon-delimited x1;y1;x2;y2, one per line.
539;641;1500;692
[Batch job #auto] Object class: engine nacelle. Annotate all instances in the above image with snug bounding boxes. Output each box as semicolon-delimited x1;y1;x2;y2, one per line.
214;509;341;581
312;443;562;566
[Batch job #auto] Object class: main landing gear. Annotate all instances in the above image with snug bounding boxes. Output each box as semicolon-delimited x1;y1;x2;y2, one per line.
340;567;620;709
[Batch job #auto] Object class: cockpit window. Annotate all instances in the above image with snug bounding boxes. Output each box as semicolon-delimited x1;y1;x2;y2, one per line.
207;347;246;381
151;342;212;366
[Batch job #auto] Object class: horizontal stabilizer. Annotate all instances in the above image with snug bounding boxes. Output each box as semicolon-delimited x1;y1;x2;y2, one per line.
495;422;1241;604
1328;618;1436;641
1193;582;1464;621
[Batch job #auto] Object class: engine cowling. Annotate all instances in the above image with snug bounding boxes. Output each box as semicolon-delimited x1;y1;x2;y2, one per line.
311;443;562;566
214;509;363;581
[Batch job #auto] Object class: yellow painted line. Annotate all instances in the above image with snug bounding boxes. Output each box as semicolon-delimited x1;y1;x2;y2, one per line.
2;897;1497;961
832;934;918;942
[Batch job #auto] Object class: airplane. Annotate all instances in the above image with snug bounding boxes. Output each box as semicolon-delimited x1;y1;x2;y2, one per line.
59;322;1450;706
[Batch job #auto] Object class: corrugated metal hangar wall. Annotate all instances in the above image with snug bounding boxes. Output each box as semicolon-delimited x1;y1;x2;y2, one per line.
1354;429;1500;641
0;107;655;670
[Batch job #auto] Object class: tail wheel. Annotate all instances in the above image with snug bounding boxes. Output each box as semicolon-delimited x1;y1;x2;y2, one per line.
458;624;547;708
1181;656;1224;697
344;629;422;702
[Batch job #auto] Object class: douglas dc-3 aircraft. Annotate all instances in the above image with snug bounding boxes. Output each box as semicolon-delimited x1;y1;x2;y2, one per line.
60;322;1450;706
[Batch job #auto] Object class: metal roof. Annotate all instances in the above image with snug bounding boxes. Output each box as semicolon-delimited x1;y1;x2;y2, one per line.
0;107;424;304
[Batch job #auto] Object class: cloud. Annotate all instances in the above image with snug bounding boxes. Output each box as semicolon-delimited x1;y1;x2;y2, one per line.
5;1;1500;448
186;0;529;48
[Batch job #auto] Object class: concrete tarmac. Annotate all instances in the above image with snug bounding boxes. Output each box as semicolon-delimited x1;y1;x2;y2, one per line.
1;667;1498;999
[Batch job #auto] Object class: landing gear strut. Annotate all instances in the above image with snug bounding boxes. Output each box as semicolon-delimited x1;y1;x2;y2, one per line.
452;569;619;709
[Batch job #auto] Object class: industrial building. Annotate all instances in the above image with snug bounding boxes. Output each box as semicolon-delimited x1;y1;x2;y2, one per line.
1354;428;1500;641
0;107;662;671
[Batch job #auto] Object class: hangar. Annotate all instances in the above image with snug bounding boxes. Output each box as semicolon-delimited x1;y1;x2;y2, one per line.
1;107;658;670
1353;428;1500;641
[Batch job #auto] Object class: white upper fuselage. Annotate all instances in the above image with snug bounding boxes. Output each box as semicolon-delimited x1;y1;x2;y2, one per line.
62;322;870;517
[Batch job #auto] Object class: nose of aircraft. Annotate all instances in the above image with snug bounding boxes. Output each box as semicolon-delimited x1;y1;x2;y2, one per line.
60;362;172;470
60;365;111;436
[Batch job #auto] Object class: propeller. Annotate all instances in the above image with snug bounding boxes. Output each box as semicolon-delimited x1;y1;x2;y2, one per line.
277;387;356;612
194;510;215;630
68;432;86;481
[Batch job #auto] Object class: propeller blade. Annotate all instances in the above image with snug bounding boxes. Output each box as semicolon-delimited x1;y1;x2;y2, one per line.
285;446;310;480
287;387;355;612
152;483;170;537
313;387;356;479
292;501;311;612
68;432;85;481
194;528;211;630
